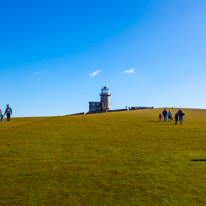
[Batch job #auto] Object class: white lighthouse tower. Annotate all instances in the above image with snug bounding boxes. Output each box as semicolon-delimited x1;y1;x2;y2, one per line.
100;86;111;112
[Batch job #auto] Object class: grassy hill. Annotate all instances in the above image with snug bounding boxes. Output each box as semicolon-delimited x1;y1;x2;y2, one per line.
0;108;206;206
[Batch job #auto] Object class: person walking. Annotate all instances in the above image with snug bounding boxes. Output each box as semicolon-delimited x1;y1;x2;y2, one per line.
4;104;12;123
159;113;162;121
168;110;173;122
0;110;3;123
162;109;168;122
178;109;185;125
175;112;179;125
178;109;182;115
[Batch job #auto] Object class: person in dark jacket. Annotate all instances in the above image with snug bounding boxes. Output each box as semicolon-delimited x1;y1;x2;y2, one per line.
178;109;185;125
175;112;179;125
4;104;12;123
162;109;168;122
178;109;182;116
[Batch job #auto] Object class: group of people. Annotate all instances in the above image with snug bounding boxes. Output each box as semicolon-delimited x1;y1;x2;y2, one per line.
0;104;12;123
159;109;185;125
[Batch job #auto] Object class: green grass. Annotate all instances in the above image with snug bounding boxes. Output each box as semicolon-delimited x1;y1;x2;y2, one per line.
0;108;206;206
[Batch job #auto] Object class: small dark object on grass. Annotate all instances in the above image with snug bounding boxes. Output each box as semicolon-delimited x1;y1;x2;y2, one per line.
191;159;206;162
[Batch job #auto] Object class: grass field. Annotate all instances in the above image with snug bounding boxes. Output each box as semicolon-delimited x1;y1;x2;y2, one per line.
0;108;206;206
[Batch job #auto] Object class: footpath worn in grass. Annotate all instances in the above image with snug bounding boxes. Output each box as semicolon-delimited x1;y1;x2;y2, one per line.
0;108;206;205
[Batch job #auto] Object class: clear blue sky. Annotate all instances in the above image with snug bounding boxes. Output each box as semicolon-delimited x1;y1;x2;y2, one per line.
1;0;206;117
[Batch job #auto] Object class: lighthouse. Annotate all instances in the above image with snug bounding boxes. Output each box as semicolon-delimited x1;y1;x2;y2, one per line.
89;86;111;113
100;86;111;112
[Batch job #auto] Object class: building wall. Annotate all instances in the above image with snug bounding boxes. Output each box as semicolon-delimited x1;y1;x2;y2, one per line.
89;102;104;113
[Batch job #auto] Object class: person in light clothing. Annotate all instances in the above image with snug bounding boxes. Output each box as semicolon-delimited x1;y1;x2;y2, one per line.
168;110;173;122
0;110;3;123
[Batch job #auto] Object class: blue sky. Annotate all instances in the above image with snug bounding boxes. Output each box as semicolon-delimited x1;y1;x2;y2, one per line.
0;0;206;117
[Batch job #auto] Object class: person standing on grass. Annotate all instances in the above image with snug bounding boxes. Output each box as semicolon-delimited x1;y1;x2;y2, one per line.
159;113;162;121
4;104;12;123
162;109;168;122
178;109;183;116
178;110;185;125
168;110;173;122
175;112;179;125
0;110;4;123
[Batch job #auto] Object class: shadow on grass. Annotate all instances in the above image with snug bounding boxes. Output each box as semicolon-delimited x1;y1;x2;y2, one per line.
147;121;161;122
191;159;206;162
146;121;175;125
147;121;174;123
